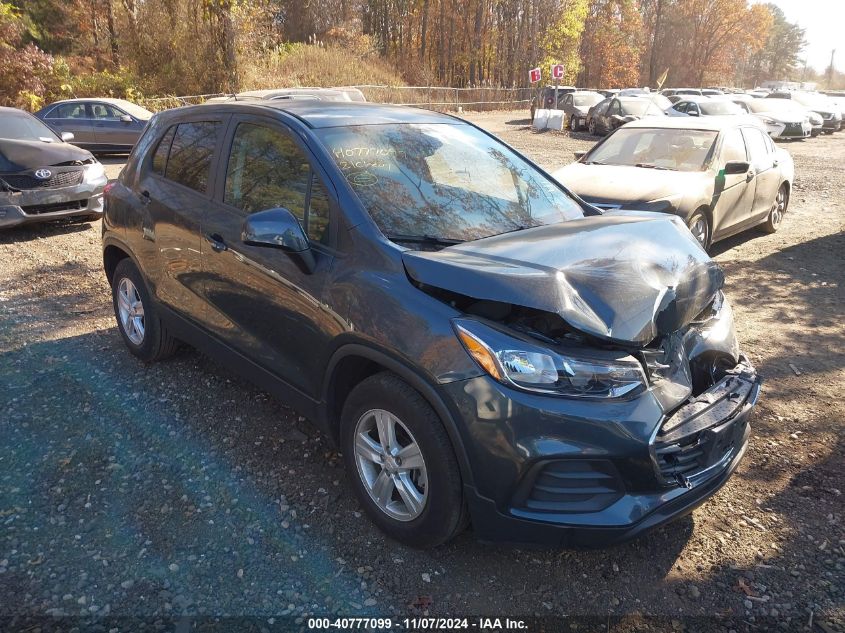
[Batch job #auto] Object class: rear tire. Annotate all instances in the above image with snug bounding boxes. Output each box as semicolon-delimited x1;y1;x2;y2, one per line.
340;372;466;548
111;258;179;362
761;184;788;234
569;115;579;132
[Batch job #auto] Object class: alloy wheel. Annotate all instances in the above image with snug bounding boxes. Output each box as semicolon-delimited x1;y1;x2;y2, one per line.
770;188;786;228
353;408;428;521
117;277;145;345
689;215;709;249
588;120;596;135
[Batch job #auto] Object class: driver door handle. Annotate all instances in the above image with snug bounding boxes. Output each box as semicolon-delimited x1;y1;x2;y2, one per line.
205;233;227;253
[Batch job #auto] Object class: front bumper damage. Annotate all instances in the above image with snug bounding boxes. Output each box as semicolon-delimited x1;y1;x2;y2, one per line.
0;180;105;229
439;290;761;546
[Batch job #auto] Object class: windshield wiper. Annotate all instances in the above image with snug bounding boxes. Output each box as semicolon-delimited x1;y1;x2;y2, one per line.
387;234;465;246
635;163;672;170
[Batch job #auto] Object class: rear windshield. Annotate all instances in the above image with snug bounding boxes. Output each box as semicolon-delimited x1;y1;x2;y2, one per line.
317;123;585;243
574;93;604;107
699;100;743;115
622;100;665;116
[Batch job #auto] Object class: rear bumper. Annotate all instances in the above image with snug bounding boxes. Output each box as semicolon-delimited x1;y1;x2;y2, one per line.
448;358;761;547
0;182;105;229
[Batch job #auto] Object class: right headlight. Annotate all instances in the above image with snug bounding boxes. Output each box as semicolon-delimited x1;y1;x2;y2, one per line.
453;319;647;400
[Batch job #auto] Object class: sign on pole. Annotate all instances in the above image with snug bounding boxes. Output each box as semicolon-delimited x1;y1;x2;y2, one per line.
529;67;542;83
550;64;565;80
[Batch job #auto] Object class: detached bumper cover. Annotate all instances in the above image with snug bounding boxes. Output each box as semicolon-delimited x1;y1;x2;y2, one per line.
455;358;761;547
0;181;105;228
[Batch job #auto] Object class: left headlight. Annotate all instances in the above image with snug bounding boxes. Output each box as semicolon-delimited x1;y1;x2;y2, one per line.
84;162;106;184
453;319;648;400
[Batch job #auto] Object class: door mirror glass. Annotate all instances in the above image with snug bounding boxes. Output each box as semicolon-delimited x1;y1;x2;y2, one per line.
723;160;750;175
60;131;75;142
241;207;316;273
120;114;133;123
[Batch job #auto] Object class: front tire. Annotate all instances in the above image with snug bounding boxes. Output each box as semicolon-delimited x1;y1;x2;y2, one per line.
687;209;711;250
588;119;596;135
761;184;788;234
111;258;179;362
569;115;579;132
341;372;465;548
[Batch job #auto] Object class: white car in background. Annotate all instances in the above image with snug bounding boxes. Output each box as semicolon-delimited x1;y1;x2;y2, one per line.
744;98;811;140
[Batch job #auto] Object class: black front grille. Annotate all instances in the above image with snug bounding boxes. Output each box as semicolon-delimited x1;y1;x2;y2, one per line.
514;459;624;514
1;169;84;190
785;122;803;132
21;199;88;215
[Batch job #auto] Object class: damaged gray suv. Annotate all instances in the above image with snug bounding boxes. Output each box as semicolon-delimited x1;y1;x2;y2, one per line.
102;101;761;548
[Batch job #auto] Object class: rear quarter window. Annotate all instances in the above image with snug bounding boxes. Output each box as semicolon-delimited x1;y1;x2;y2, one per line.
151;126;175;176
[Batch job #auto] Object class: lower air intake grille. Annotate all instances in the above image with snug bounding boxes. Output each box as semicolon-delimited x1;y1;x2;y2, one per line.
21;199;88;215
514;459;624;514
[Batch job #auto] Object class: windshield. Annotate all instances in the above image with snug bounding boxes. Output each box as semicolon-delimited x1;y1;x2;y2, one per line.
574;93;604;107
622;100;665;116
317;123;585;243
700;100;743;115
585;127;717;172
0;111;61;142
748;99;803;114
115;100;153;120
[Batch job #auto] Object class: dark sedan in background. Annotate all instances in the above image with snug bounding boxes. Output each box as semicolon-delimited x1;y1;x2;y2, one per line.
553;117;794;249
0;106;107;228
35;98;153;153
587;96;665;135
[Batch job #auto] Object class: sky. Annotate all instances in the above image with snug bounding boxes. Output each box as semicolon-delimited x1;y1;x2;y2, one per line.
755;0;844;73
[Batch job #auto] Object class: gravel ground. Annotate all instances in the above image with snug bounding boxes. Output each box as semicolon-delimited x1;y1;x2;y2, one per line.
0;112;842;631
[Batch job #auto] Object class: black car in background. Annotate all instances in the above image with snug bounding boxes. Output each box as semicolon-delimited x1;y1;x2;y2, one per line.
587;96;666;135
35;98;153;153
0;106;107;228
103;101;760;548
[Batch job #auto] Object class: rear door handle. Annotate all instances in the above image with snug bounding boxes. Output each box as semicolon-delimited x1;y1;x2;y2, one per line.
746;170;755;182
205;233;227;253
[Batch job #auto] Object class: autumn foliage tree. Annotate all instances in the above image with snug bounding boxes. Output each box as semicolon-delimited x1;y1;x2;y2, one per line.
578;0;644;87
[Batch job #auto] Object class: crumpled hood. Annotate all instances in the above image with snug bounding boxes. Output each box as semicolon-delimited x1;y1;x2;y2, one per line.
552;163;704;205
402;212;724;346
0;138;93;172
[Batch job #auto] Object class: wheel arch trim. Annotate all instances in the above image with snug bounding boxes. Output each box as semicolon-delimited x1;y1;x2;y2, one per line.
321;343;476;487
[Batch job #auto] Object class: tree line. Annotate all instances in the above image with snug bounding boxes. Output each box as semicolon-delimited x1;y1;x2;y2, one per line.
1;0;830;109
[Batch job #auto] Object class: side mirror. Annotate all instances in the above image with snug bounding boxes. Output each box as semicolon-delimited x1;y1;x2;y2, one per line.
723;160;750;175
241;207;316;274
60;131;75;142
120;114;133;123
688;110;700;117
574;151;586;161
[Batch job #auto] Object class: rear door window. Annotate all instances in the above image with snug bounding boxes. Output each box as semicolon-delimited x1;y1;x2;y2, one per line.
164;121;220;193
741;128;769;165
50;103;89;119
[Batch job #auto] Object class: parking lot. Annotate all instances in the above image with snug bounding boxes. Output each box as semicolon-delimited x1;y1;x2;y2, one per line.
0;111;842;629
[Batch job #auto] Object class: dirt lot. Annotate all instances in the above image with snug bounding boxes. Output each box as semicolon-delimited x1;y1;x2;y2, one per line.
0;112;842;630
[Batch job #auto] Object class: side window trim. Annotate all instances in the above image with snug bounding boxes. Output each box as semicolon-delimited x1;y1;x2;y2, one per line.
215;113;339;249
